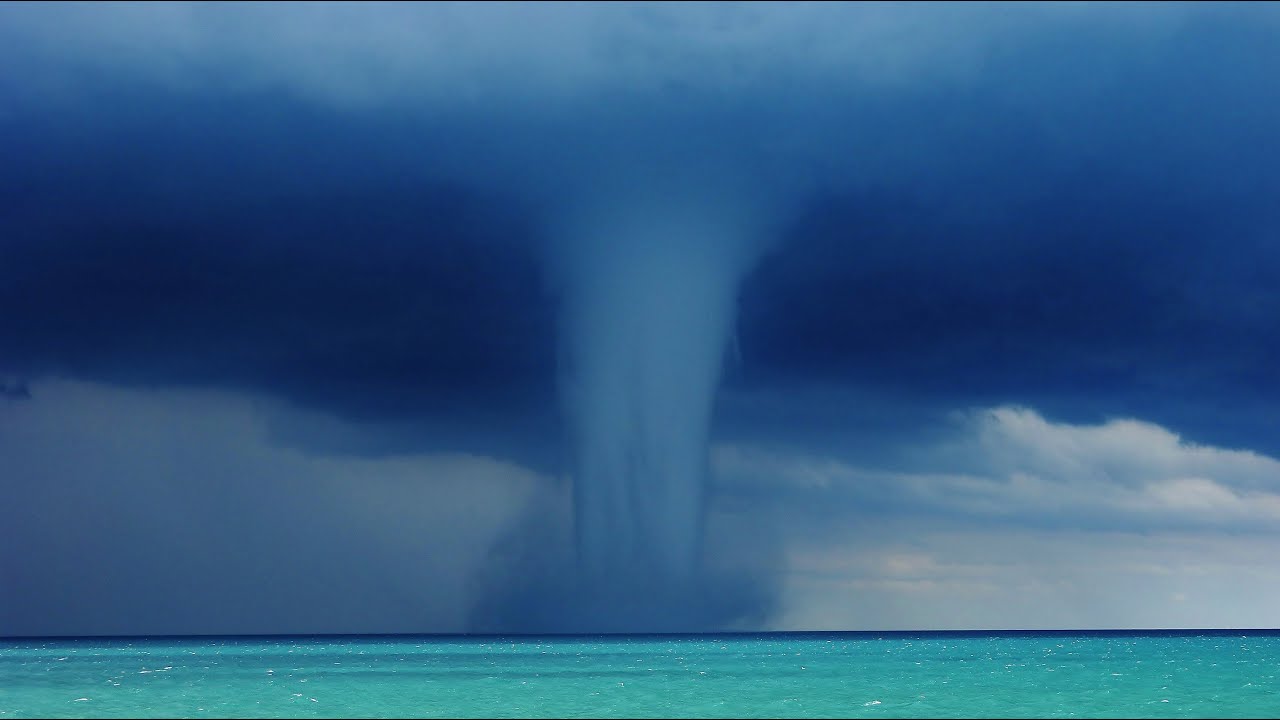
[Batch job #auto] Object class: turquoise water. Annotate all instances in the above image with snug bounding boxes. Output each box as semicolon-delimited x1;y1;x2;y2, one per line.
2;632;1277;718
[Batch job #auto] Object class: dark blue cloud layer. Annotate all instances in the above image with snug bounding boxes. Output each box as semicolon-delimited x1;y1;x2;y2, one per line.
4;5;1277;461
738;10;1280;454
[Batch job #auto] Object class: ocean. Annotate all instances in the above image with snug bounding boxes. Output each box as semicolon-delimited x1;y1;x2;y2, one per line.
2;632;1277;718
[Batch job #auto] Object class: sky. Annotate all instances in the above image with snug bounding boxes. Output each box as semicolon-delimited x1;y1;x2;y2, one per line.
2;1;1280;636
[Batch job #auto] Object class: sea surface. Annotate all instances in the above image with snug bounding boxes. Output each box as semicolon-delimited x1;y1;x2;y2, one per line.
2;631;1277;718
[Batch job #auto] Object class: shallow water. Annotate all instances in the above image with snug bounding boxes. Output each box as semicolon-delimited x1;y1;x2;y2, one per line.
2;632;1277;718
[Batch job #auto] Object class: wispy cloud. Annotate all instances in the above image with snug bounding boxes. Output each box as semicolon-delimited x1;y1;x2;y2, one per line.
715;406;1280;529
0;2;1206;106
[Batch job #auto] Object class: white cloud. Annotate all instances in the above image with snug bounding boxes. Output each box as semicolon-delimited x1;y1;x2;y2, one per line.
713;406;1280;629
975;406;1280;491
714;405;1280;529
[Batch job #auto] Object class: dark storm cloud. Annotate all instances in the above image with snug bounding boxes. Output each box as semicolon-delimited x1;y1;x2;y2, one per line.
0;90;561;460
730;4;1280;455
0;92;550;396
0;379;31;400
2;3;1275;462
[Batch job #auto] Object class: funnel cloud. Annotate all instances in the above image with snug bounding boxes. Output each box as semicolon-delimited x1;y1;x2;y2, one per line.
551;177;782;628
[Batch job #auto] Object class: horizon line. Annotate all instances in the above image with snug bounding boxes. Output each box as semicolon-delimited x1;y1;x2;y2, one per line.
6;628;1280;642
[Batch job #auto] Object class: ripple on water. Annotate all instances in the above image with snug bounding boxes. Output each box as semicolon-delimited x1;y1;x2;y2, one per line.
2;633;1279;718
